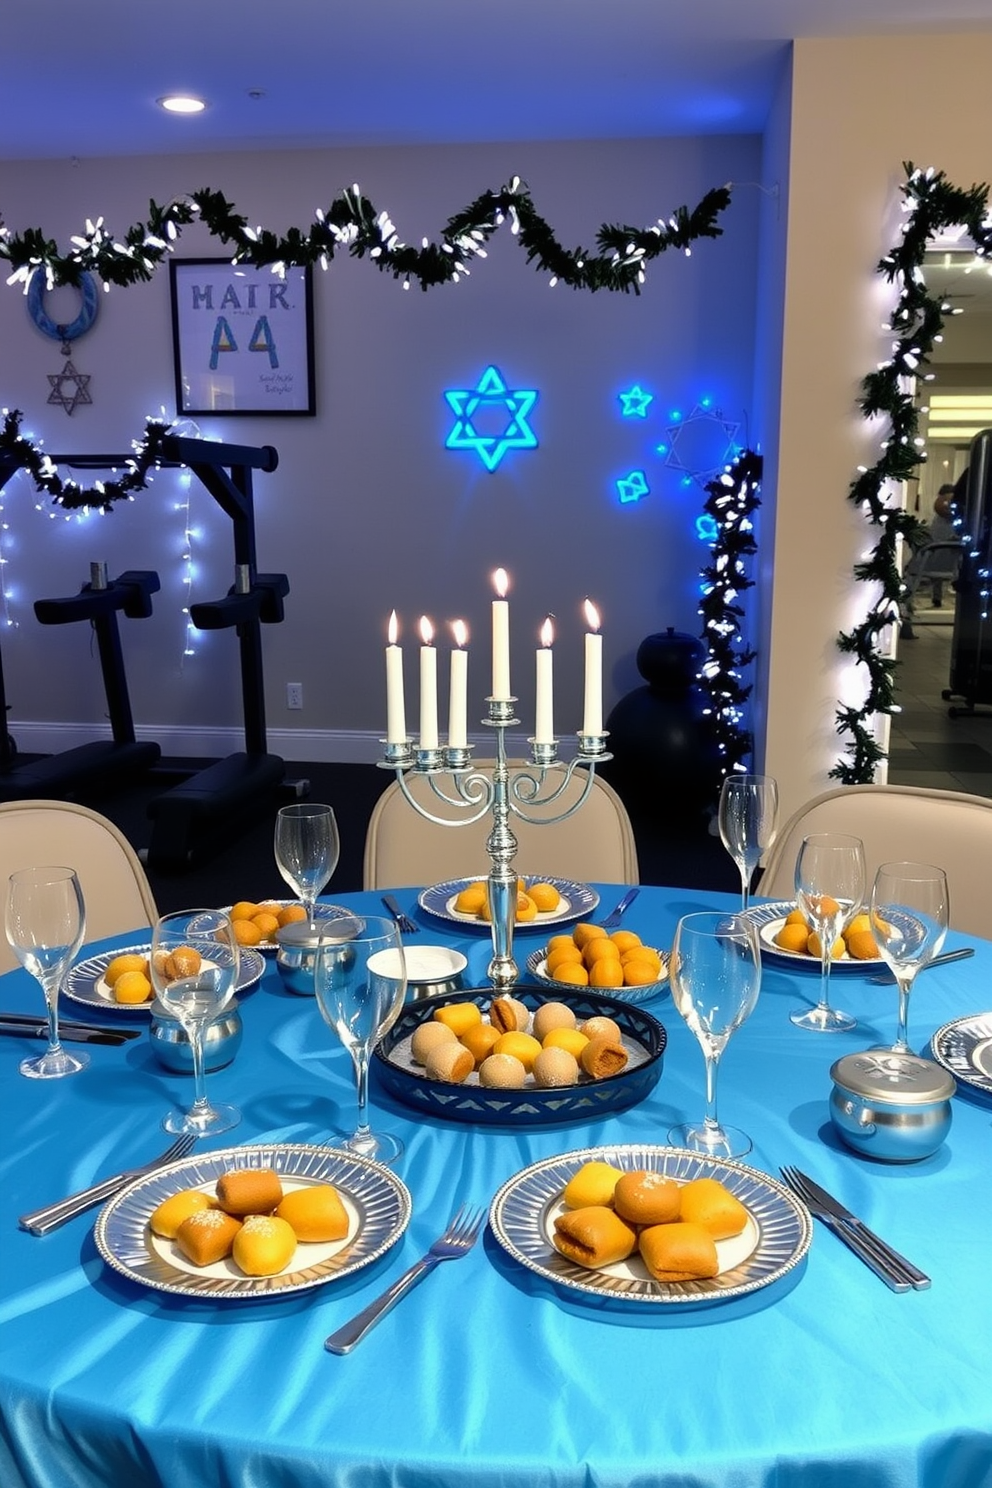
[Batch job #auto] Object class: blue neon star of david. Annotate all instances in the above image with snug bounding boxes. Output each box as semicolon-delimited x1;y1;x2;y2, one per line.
658;401;741;488
617;470;650;504
445;366;538;471
618;384;653;418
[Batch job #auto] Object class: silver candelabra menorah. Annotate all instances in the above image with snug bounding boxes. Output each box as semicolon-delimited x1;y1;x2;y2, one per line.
381;698;611;990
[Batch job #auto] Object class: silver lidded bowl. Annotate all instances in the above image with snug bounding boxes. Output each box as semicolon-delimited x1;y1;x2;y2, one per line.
274;913;362;996
149;1003;243;1073
829;1050;956;1162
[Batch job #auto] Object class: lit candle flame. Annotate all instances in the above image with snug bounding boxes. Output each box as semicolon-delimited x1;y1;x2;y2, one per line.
493;568;509;599
420;615;434;645
451;619;468;648
540;616;554;648
388;610;399;645
583;599;601;632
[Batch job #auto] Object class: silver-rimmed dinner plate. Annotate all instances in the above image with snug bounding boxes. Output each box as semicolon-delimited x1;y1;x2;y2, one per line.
526;946;669;1005
64;944;266;1016
489;1143;811;1306
418;876;599;931
374;987;666;1125
194;901;356;952
930;1011;992;1099
94;1143;412;1300
747;902;878;973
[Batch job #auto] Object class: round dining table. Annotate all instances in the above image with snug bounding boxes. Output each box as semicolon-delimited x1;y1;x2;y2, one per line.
1;882;990;1488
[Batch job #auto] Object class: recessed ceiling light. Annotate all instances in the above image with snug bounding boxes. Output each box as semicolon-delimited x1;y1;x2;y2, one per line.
158;94;207;115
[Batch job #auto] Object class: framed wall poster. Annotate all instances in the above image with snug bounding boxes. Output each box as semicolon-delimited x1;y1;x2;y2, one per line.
169;258;316;415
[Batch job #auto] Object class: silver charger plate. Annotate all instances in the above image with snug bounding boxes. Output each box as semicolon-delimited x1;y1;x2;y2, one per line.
526;945;669;1005
489;1143;811;1306
64;944;266;1016
94;1143;412;1300
747;901;878;973
197;901;357;952
929;1011;992;1099
418;876;599;931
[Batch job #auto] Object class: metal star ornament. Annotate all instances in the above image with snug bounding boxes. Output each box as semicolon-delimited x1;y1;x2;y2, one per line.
47;358;92;415
657;400;740;488
445;365;538;471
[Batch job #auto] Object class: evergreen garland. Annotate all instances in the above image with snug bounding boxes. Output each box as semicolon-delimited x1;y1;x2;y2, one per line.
832;162;992;784
697;449;763;779
0;408;173;512
0;178;731;296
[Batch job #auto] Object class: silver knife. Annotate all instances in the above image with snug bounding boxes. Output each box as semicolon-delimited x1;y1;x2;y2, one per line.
790;1168;930;1290
0;1022;130;1047
0;1012;141;1039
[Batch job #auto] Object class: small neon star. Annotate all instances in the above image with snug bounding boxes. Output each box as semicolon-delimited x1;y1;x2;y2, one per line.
47;359;92;415
659;400;741;488
616;470;650;504
445;365;538;471
618;385;653;418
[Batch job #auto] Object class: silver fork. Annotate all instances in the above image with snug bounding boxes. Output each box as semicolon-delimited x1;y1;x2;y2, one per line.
325;1204;485;1354
779;1166;914;1292
19;1132;197;1235
599;887;639;930
381;893;419;935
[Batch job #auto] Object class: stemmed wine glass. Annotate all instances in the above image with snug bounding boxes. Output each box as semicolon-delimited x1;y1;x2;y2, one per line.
274;803;340;928
790;832;866;1032
870;861;949;1053
5;866;86;1079
667;910;762;1159
718;773;779;911
314;914;407;1165
150;909;241;1135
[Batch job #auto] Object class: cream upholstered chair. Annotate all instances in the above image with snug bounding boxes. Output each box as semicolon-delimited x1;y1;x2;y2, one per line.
756;784;992;937
363;763;639;890
0;799;159;973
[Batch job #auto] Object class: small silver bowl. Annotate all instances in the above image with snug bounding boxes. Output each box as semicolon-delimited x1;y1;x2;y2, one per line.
403;945;469;1001
274;914;361;996
149;1004;243;1073
829;1050;956;1162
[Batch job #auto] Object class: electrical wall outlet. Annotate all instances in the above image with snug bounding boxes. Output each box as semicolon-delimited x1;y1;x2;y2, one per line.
286;682;303;710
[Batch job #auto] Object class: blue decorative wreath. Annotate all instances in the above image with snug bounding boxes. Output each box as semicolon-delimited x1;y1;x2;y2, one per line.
27;267;99;342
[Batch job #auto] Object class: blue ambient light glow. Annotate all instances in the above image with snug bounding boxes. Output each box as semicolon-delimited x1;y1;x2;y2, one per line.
444;365;538;471
618;385;653;418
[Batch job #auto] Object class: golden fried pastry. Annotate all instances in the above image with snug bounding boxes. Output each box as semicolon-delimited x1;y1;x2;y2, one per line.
613;1170;681;1227
553;1206;638;1268
149;1188;215;1239
458;1022;502;1067
433;1002;483;1037
232;1215;298;1276
275;1184;350;1242
638;1221;719;1282
424;1041;474;1084
579;1035;628;1080
410;1020;458;1065
531;1047;580;1088
541;1027;590;1059
678;1177;749;1239
215;1167;284;1217
561;1160;624;1209
493;1031;542;1073
175;1208;243;1266
489;996;530;1034
580;1016;623;1043
164;946;202;981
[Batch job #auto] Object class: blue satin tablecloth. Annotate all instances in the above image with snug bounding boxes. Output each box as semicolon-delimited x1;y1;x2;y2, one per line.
1;884;990;1488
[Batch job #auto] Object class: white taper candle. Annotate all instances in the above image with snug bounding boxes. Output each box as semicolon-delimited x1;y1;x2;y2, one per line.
448;620;469;748
491;568;511;699
419;616;438;749
385;610;406;744
535;616;554;744
582;599;603;736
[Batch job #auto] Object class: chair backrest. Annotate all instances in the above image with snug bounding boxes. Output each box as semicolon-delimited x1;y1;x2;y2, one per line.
363;762;639;890
0;799;159;974
757;784;992;936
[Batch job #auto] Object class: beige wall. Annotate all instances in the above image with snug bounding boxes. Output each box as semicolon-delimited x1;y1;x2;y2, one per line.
764;33;992;826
